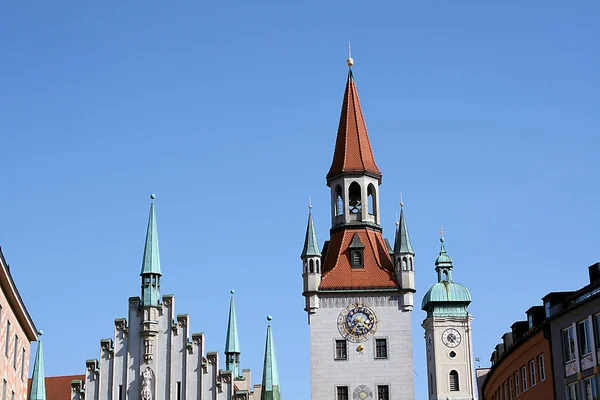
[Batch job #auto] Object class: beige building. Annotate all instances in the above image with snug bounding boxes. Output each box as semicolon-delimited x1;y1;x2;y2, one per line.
0;248;39;399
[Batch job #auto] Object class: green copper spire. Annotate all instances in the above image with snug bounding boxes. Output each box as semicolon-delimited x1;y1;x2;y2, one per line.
301;206;321;258
141;194;162;307
435;237;454;282
225;290;241;377
29;331;46;400
394;206;414;255
261;316;281;400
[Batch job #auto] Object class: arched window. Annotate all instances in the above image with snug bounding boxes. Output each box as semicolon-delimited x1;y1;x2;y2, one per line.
316;260;320;273
449;370;459;391
352;251;363;266
409;258;413;271
443;270;449;281
304;261;308;272
335;185;344;216
402;257;408;271
348;182;362;214
309;259;315;273
367;184;376;215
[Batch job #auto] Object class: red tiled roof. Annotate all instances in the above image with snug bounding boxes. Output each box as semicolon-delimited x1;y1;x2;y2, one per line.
327;70;382;181
28;375;85;400
320;228;397;290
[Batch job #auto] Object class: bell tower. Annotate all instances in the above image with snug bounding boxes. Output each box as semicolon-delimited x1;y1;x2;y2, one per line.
301;54;415;400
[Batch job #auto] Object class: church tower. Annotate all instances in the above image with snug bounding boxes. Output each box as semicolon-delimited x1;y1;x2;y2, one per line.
301;56;416;400
422;236;475;400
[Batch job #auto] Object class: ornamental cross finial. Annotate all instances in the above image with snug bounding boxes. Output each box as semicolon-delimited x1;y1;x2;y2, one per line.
438;226;445;239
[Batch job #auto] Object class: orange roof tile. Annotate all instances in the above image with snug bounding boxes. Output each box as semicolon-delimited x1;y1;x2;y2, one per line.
28;375;85;400
320;228;397;290
327;70;382;181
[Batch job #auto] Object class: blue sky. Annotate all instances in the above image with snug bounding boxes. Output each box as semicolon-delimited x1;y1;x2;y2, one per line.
1;1;599;399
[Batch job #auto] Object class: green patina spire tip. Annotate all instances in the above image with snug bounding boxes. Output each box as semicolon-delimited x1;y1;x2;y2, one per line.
141;195;161;276
394;205;415;255
225;291;240;354
29;331;46;400
261;316;281;400
301;206;321;258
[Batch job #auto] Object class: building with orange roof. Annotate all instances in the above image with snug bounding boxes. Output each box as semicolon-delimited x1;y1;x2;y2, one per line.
301;56;416;400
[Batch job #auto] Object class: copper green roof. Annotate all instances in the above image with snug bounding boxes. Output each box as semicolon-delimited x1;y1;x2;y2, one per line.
394;207;414;255
422;281;472;309
261;316;281;400
225;292;240;355
29;332;46;400
301;208;321;258
141;195;161;276
435;238;453;266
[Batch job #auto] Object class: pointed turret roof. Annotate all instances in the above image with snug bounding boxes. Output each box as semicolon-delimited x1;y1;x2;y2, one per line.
225;291;240;354
327;69;382;182
29;332;46;400
261;316;281;400
141;194;161;276
394;207;414;255
301;207;321;258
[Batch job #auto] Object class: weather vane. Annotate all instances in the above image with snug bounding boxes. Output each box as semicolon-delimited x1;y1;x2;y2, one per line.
438;226;445;240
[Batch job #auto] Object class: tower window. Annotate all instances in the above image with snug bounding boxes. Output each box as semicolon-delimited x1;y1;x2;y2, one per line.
348;182;362;214
335;340;347;360
449;370;459;391
337;386;349;400
377;385;389;400
367;184;376;216
402;257;408;271
352;251;363;267
375;339;387;359
309;259;314;273
335;185;344;216
409;258;413;271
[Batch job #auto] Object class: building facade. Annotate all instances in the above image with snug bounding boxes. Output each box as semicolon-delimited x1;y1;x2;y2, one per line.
422;238;476;400
302;58;416;400
0;248;38;400
60;196;280;400
479;306;554;400
544;263;600;400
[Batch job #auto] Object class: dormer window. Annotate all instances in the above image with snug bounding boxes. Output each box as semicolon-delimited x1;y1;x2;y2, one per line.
352;250;363;267
348;233;365;269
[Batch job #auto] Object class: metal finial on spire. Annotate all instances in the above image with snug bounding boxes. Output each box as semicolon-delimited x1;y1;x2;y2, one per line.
400;192;404;207
347;41;354;67
230;289;235;295
438;226;445;241
267;315;273;324
395;212;399;227
150;193;156;201
308;195;312;209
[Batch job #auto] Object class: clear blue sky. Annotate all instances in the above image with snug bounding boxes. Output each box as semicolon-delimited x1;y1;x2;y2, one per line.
1;1;599;399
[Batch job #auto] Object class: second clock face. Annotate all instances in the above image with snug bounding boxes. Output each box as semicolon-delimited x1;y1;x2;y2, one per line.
442;328;462;348
337;303;378;343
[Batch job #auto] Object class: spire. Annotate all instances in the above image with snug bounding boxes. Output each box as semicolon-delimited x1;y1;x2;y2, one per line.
225;290;241;377
301;206;321;258
141;194;161;276
326;57;382;182
261;316;281;400
394;206;414;255
29;331;46;400
435;236;454;282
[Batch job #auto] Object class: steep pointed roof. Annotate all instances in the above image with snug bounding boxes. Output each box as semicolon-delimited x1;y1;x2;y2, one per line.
141;194;161;276
29;332;46;400
394;207;414;255
327;69;382;182
225;291;240;354
261;316;281;400
301;208;321;258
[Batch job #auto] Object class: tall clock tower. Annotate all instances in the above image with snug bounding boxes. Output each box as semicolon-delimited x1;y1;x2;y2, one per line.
422;237;475;400
301;57;416;400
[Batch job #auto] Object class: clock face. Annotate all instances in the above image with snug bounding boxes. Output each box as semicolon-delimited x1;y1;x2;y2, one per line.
337;303;378;343
442;328;461;348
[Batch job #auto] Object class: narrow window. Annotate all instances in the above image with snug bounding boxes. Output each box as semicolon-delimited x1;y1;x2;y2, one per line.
348;182;362;214
409;258;413;271
309;259;314;273
578;319;592;355
528;314;534;329
367;184;376;216
4;321;10;355
568;382;579;400
402;257;407;271
335;185;344;216
20;349;25;380
514;371;520;395
529;359;536;386
335;340;347;360
562;326;576;362
449;370;459;391
584;376;597;400
521;366;527;391
377;385;389;400
177;381;182;400
119;385;123;400
503;382;508;399
375;339;387;359
538;354;546;381
337;386;349;400
316;260;320;273
352;251;363;267
509;377;514;400
12;336;17;369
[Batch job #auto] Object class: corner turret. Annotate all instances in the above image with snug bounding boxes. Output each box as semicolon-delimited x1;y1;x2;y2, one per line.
393;204;416;311
224;290;241;377
301;205;321;316
260;316;281;400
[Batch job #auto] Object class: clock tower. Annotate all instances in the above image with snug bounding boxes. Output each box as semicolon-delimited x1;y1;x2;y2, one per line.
422;237;475;400
301;57;416;400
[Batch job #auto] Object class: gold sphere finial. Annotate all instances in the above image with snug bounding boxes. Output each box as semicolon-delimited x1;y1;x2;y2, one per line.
347;57;354;67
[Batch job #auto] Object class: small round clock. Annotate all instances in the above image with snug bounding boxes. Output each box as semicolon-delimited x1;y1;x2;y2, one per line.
337;303;378;343
442;328;461;348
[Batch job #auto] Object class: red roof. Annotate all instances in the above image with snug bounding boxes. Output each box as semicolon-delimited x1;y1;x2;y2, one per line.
327;70;382;181
320;228;397;290
28;375;85;400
